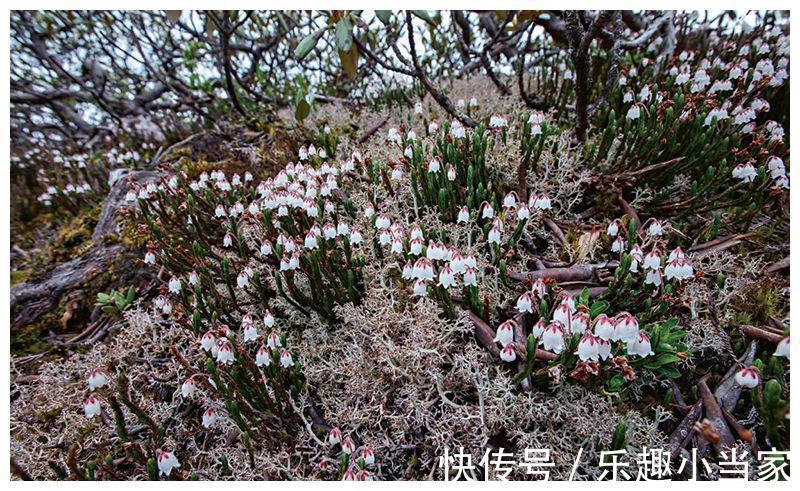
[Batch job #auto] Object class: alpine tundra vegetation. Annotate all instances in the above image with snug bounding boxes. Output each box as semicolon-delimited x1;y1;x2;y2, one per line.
9;9;790;481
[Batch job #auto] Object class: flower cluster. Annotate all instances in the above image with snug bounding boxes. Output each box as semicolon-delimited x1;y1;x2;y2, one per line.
321;428;376;481
585;19;789;229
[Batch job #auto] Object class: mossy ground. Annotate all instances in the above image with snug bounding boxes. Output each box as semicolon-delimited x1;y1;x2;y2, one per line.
730;279;785;327
9;199;149;355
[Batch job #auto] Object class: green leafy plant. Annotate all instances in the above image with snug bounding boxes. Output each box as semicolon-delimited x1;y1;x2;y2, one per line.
95;286;136;318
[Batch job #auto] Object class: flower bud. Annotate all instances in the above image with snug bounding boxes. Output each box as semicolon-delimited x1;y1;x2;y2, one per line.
593;314;615;340
87;369;108;391
279;349;294;368
362;447;375;466
457;206;470;223
774;337;790;358
328;427;342;445
202;408;218;428
216;341;235;364
500;345;517;362
412;280;428;297
541;323;566;354
168;276;181;294
531;278;548;298
84;395;101;418
341;436;355;454
494;320;515;346
267;330;281;349
735;366;760;388
463;268;478;286
438;265;457;288
626;332;654;358
156;449;181;476
516;292;533;314
576;333;600;361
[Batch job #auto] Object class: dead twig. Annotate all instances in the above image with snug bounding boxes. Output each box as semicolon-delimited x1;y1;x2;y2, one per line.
356;114;390;145
617;195;641;230
688;233;754;253
508;262;618;283
697;374;736;454
739;325;785;344
543;218;566;247
765;256;790;273
406;12;477;128
669;401;702;460
714;340;757;412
